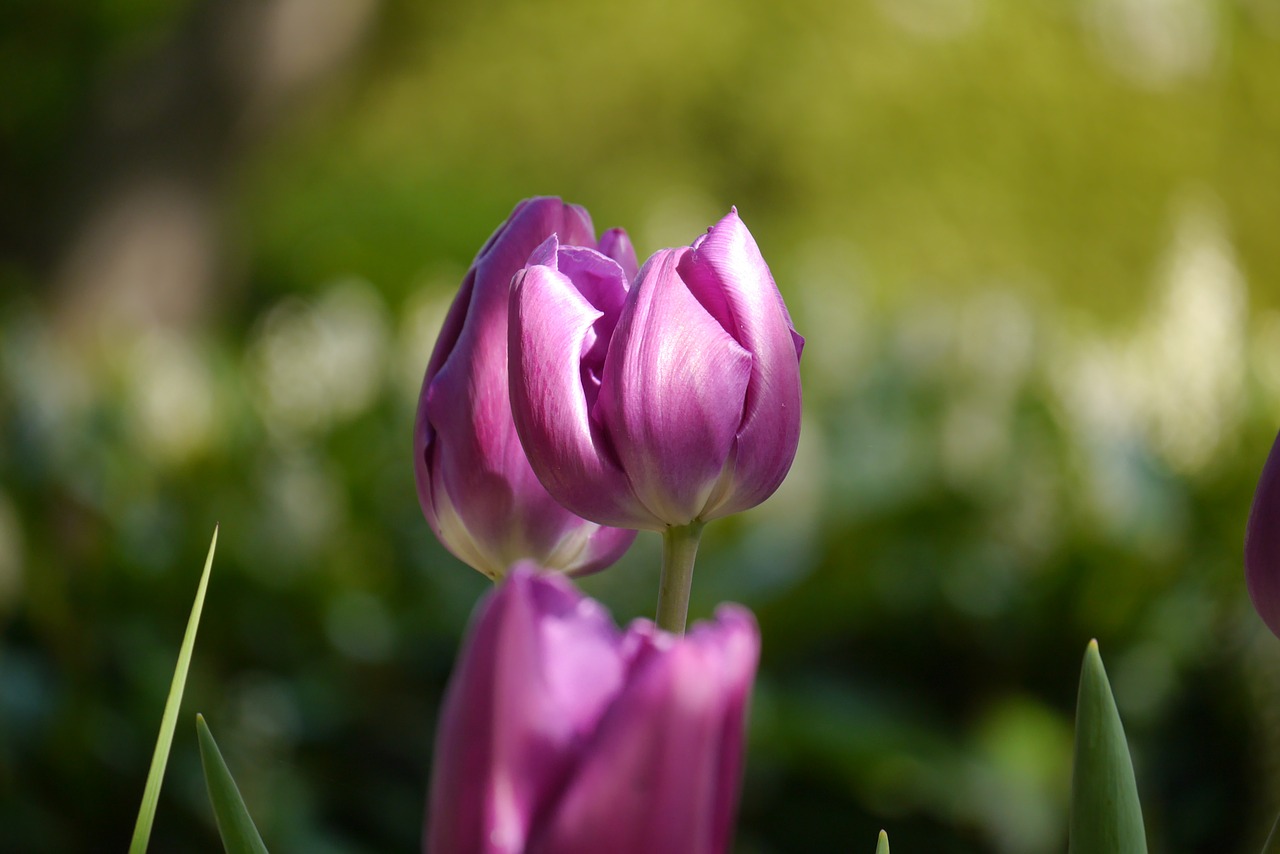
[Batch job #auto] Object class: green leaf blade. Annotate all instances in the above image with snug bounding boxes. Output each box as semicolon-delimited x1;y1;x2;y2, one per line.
876;829;890;854
129;526;219;854
1262;811;1280;854
197;714;269;854
1068;639;1148;854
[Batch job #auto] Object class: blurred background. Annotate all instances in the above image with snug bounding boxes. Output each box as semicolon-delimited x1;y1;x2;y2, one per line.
2;0;1279;850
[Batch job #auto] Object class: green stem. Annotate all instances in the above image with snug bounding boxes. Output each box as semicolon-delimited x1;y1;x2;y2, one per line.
656;522;705;635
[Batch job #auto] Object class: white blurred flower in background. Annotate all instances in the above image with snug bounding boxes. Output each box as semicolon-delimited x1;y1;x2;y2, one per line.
247;279;390;439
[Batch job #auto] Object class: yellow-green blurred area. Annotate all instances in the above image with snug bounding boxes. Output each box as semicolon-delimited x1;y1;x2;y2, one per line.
2;0;1279;850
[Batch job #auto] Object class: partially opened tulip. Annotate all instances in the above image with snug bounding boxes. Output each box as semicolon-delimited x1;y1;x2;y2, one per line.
1246;429;1280;638
425;564;759;854
509;208;803;532
414;198;638;580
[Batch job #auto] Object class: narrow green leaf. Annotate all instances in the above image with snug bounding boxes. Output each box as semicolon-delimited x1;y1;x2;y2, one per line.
1068;639;1148;854
1262;810;1280;854
197;714;270;854
876;829;890;854
129;526;219;854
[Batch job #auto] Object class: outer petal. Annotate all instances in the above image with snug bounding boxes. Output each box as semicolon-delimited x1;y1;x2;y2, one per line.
1246;429;1280;639
425;566;626;854
676;209;803;519
692;607;760;853
528;607;760;854
597;248;753;526
509;249;661;530
416;269;478;550
415;198;636;576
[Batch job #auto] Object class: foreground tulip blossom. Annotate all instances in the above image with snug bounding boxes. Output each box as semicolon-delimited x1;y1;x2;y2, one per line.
414;198;637;579
425;565;759;854
1246;429;1280;638
508;208;803;532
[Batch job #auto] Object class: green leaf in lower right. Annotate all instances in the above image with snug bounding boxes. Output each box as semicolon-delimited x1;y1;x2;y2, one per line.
1068;639;1147;854
197;714;269;854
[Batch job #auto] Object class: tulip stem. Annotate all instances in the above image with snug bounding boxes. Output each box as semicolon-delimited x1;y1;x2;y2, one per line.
656;522;705;635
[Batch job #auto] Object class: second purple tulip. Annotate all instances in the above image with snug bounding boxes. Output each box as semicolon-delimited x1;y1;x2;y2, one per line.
414;198;638;579
509;208;804;531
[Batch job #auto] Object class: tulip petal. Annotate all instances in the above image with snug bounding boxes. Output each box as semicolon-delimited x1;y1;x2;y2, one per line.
598;248;754;525
474;199;597;292
510;254;658;529
415;268;476;539
1247;429;1280;638
598;227;639;282
698;607;760;852
422;253;531;573
678;209;803;519
426;567;626;854
554;245;631;407
566;525;643;576
528;607;760;854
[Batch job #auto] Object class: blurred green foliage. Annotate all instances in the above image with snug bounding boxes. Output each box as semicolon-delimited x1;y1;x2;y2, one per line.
2;0;1280;851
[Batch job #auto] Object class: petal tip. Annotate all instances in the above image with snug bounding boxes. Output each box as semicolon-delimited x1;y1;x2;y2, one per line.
527;234;561;269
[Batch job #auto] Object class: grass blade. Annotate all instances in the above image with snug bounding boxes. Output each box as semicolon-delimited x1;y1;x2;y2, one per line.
1068;639;1148;854
128;526;219;854
197;714;269;854
1264;811;1280;854
876;829;890;854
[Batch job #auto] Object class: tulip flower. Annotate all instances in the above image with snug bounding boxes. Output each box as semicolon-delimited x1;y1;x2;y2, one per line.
425;564;759;854
414;198;638;580
1246;428;1280;638
508;208;803;533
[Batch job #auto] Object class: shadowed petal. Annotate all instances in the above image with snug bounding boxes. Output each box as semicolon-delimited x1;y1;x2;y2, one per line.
599;227;639;282
527;607;760;854
415;268;476;539
426;567;625;854
1247;429;1280;638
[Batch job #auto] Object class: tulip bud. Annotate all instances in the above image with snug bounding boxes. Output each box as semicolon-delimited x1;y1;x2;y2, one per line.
425;564;759;854
1246;429;1280;638
509;208;804;530
414;198;638;579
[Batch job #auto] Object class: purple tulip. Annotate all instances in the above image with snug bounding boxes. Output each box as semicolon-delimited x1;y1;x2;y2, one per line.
1246;429;1280;638
414;198;638;579
425;564;759;854
509;208;804;530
